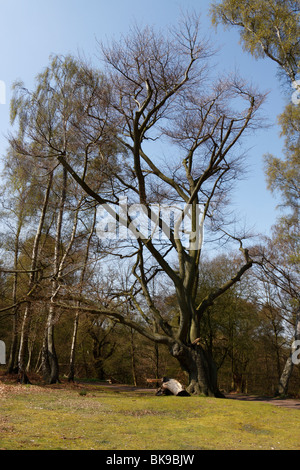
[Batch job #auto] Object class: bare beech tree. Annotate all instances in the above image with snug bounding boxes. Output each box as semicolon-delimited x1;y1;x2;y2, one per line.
55;17;265;397
10;16;266;396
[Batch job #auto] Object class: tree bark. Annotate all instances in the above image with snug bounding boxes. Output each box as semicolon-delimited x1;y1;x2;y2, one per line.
17;304;32;384
67;309;79;382
46;303;60;384
130;328;138;387
170;342;225;398
275;308;300;396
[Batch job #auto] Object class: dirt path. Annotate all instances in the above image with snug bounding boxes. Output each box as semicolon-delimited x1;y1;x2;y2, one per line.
1;374;300;410
95;382;300;410
225;393;300;410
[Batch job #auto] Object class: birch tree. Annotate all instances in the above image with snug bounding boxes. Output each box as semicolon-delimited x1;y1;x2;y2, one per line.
9;55;117;383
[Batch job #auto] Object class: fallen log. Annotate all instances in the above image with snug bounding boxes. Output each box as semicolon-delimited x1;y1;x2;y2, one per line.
156;377;190;396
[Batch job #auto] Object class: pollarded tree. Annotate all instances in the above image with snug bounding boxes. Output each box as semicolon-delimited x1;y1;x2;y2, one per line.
52;16;266;397
9;16;266;396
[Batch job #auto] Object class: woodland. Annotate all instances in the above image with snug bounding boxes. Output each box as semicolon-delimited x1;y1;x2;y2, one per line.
0;1;299;399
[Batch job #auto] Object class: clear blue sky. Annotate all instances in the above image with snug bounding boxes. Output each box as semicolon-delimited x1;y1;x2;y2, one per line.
0;0;289;240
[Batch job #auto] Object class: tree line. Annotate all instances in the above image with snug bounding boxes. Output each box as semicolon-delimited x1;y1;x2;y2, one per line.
0;3;299;397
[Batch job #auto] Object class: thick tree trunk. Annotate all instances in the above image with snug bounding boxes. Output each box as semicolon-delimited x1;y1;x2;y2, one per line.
170;342;225;398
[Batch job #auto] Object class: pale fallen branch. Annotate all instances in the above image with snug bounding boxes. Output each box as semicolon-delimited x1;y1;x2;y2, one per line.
155;377;190;397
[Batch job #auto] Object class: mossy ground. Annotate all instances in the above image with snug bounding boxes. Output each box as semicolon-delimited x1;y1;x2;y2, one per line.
0;381;299;450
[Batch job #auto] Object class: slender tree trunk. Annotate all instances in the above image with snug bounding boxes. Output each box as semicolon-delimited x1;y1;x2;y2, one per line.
34;345;42;373
7;217;23;373
130;328;138;386
154;342;160;380
44;168;67;384
68;206;96;382
7;304;19;374
18;173;53;384
275;309;300;396
26;341;33;372
46;301;60;384
41;329;51;381
67;309;80;382
17;304;32;384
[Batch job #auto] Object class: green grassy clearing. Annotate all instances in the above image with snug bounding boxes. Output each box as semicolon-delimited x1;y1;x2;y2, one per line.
0;383;299;450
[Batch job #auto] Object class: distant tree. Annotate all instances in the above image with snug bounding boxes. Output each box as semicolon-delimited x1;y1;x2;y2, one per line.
87;317;116;381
